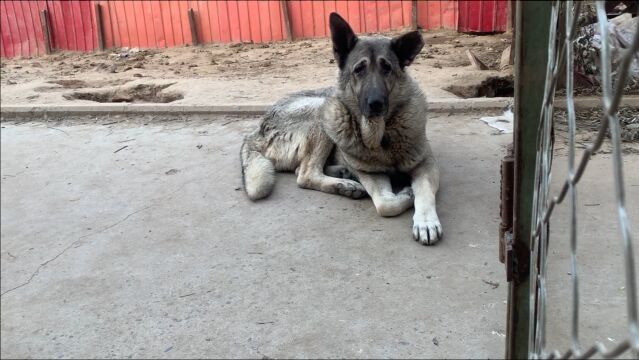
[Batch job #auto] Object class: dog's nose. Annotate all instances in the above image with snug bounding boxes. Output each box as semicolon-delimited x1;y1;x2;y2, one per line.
367;98;384;116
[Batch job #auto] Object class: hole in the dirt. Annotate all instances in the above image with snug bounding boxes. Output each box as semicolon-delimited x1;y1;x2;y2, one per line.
444;75;514;98
64;83;183;103
34;79;133;92
48;79;89;89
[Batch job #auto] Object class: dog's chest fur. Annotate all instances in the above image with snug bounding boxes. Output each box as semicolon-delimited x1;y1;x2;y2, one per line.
322;98;426;173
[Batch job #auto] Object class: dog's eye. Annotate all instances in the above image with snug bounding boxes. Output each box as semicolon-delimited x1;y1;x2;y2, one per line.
379;59;392;74
354;62;367;76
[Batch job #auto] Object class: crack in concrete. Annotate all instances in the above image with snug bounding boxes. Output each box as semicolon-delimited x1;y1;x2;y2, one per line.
0;178;207;298
0;205;152;298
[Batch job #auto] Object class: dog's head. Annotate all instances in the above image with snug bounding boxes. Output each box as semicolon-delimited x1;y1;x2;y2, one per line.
329;12;424;119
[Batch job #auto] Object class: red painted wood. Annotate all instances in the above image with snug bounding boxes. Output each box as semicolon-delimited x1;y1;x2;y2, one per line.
268;1;283;42
377;1;391;32
287;1;301;39
33;1;47;54
258;1;271;41
99;1;115;49
158;0;173;47
346;1;362;33
178;0;190;44
458;0;507;32
20;0;38;55
1;0;508;58
132;1;148;48
299;1;314;38
168;1;183;45
141;1;156;48
311;1;325;38
226;0;240;42
82;0;95;50
429;0;442;29
49;1;73;49
334;1;349;30
114;1;130;47
69;0;84;50
0;1;16;57
363;1;377;33
236;0;252;42
7;1;24;56
148;0;163;47
323;0;336;37
246;1;260;42
417;1;457;30
401;0;412;30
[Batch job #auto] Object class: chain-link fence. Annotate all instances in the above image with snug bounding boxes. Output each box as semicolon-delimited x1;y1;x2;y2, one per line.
525;1;638;359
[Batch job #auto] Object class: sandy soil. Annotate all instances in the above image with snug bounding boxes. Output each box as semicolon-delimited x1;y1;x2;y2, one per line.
0;30;513;105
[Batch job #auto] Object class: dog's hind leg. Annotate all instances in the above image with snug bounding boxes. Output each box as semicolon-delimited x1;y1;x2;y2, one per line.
353;171;414;217
241;133;275;200
296;131;366;199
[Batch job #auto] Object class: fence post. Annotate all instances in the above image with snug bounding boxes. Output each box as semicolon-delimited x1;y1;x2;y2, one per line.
506;1;552;358
95;3;105;51
187;8;198;46
281;0;292;41
39;9;52;55
411;1;418;30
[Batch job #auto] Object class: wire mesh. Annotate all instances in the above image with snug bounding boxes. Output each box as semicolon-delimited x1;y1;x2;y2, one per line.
528;1;639;359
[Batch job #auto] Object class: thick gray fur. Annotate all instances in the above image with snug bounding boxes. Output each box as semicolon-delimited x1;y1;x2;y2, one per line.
240;13;442;245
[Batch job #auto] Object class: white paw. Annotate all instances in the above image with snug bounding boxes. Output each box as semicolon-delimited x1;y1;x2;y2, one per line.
412;218;443;246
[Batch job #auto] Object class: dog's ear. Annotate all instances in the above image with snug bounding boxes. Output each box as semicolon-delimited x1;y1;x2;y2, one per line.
391;31;424;68
329;13;357;68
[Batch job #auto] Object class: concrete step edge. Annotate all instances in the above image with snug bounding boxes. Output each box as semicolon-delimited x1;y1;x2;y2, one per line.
1;96;637;117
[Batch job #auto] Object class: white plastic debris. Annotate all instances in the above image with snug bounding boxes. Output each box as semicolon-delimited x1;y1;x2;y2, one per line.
578;14;639;82
480;108;514;134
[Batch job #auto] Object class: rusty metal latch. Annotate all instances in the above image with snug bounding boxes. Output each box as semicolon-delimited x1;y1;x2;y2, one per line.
500;149;515;282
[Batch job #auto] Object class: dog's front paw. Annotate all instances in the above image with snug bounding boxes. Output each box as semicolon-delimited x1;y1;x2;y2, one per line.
412;219;442;246
335;180;367;199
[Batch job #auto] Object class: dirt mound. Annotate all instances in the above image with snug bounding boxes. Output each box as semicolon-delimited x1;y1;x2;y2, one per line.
64;84;182;103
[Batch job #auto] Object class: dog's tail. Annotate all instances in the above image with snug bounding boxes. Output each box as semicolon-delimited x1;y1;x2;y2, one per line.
240;133;275;200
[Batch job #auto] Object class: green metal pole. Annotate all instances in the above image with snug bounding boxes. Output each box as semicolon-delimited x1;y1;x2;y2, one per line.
507;1;552;358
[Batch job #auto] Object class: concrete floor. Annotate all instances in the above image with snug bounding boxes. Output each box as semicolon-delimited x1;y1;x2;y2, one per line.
542;147;639;358
4;111;625;359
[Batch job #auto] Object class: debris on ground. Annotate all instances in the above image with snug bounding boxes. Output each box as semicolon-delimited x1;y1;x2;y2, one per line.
553;106;639;155
571;5;639;96
480;107;514;134
466;49;489;70
482;279;500;289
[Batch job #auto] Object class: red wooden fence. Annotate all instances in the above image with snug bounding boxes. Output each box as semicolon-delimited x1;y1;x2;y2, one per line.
286;0;413;38
1;0;509;58
1;0;97;58
458;0;508;33
97;1;286;49
416;0;458;30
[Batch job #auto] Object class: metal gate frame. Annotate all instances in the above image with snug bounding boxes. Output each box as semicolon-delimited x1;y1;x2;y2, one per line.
506;1;551;357
506;1;639;358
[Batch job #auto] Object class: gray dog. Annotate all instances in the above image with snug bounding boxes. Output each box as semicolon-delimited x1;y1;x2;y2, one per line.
241;13;441;245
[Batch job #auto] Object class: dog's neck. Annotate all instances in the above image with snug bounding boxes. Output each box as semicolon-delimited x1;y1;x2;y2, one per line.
360;116;385;149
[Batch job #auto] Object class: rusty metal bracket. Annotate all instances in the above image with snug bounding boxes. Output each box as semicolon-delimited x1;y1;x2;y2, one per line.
500;147;515;281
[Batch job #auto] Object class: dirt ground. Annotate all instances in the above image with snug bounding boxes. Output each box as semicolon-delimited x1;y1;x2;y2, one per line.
553;107;639;155
0;30;513;105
